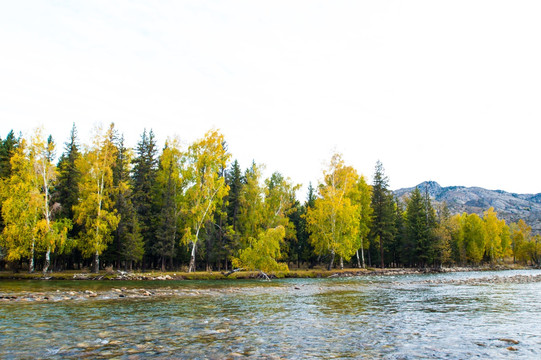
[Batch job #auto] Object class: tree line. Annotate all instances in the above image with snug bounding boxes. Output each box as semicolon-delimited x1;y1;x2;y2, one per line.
0;125;539;274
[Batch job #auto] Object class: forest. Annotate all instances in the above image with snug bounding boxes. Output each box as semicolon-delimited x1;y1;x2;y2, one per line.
0;124;540;274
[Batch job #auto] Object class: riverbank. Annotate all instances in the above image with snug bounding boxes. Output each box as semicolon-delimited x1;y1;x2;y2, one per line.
1;269;541;305
0;264;532;281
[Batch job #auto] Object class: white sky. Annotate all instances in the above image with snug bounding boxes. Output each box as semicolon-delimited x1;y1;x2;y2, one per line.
1;1;540;197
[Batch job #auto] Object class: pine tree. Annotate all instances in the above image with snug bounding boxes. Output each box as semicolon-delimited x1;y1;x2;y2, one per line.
226;160;243;232
0;130;18;180
404;187;426;266
56;124;81;240
0;131;19;234
132;129;158;268
111;135;143;269
370;161;395;268
154;167;178;271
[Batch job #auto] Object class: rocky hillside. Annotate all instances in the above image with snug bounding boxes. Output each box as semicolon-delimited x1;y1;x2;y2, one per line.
394;181;541;233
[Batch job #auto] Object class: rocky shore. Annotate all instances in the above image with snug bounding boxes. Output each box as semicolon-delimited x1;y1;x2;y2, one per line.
2;270;541;304
0;286;249;303
420;273;541;285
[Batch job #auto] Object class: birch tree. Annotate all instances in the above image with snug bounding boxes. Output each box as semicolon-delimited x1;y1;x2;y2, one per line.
352;175;372;268
0;139;40;272
31;130;71;273
182;130;230;272
154;138;183;271
232;169;298;273
305;153;360;270
74;124;120;273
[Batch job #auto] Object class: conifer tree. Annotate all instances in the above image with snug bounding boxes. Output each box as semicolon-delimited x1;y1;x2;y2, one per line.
370;161;395;268
111;135;143;269
0;130;19;234
56;124;81;237
0;130;18;180
404;187;426;266
226;160;243;232
132;129;158;267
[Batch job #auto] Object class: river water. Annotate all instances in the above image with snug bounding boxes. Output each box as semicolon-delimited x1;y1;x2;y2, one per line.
1;270;541;359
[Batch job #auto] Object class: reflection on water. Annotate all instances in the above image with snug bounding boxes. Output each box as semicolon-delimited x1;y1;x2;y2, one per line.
1;270;541;358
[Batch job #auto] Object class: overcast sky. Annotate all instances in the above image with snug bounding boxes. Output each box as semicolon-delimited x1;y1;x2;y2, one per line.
1;1;540;196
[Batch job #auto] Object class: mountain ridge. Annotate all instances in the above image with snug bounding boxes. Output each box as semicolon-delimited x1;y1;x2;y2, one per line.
394;181;541;233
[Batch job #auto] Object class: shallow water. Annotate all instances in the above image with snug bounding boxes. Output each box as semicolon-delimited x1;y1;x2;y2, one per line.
1;270;541;359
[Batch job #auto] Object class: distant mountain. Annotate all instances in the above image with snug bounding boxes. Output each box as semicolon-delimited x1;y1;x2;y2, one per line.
394;181;541;233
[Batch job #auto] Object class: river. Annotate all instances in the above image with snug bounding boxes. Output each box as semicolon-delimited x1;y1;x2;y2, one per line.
1;270;541;359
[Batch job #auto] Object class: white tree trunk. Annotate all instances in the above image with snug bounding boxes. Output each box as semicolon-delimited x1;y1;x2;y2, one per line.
93;251;100;273
188;241;197;273
29;239;35;273
43;247;51;274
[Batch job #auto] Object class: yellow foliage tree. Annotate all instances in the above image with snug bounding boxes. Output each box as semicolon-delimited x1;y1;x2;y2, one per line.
30;128;71;273
0;139;41;272
74;124;120;273
232;225;289;273
182;129;230;272
482;207;508;263
233;167;298;273
350;175;372;268
511;219;532;264
305;153;360;270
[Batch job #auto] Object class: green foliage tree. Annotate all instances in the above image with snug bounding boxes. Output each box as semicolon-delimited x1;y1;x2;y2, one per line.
0;130;18;180
132;129;159;267
74;124;120;273
226;159;243;232
111;135;143;270
370;161;395;268
56;124;81;241
403;187;437;267
0;130;19;234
